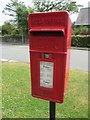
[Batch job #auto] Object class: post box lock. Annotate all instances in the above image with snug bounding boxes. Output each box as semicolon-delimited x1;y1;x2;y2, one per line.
28;11;72;103
44;53;50;59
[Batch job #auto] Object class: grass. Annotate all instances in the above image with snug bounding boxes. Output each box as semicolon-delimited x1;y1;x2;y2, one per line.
2;62;88;118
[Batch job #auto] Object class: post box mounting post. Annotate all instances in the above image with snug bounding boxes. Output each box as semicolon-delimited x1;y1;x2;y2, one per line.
50;101;56;120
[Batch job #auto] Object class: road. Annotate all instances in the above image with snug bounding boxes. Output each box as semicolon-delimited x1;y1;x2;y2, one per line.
1;44;30;63
0;44;89;71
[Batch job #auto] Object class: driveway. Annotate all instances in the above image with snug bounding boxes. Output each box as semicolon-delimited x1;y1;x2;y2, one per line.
0;44;89;72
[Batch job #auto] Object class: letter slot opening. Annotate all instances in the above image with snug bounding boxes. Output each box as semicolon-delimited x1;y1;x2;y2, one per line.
30;28;65;36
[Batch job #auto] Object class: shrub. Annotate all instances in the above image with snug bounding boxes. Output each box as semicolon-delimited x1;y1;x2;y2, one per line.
0;34;90;48
72;25;88;35
0;34;22;42
1;34;22;39
72;35;90;48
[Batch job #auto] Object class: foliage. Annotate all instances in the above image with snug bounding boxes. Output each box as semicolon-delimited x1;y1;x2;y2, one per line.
1;34;22;39
1;23;22;42
72;24;88;35
2;0;82;42
1;21;21;40
2;22;14;35
2;62;88;118
33;0;82;14
3;0;33;25
3;0;34;41
1;34;24;43
72;35;90;47
72;23;89;48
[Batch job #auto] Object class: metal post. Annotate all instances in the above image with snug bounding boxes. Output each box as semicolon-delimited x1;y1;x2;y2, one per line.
50;101;56;120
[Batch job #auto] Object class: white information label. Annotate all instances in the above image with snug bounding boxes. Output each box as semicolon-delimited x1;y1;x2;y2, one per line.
40;61;54;88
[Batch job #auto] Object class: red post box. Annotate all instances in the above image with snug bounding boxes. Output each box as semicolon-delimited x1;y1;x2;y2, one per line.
28;11;72;103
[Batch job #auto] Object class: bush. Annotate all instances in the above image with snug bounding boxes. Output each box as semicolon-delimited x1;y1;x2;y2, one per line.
0;34;22;42
1;34;22;39
0;34;90;48
72;35;90;48
72;26;88;35
0;34;28;43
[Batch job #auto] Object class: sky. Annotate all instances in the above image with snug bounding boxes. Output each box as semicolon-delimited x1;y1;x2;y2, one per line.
0;0;89;26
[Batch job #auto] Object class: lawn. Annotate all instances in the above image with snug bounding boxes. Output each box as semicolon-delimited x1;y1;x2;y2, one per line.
2;62;88;118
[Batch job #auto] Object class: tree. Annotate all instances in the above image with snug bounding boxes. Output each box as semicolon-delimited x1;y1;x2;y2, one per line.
2;22;15;35
3;0;34;42
33;0;82;14
2;21;20;37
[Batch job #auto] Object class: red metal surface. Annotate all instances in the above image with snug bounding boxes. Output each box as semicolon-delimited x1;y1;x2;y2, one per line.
28;11;72;103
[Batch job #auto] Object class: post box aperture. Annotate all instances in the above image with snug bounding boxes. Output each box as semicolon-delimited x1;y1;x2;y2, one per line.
28;11;72;103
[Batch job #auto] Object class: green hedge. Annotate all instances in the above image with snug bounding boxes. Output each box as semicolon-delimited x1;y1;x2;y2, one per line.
0;34;90;48
1;34;22;39
72;35;90;48
0;34;29;43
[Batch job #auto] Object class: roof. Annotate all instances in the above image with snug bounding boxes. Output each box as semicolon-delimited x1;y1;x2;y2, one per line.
75;7;90;26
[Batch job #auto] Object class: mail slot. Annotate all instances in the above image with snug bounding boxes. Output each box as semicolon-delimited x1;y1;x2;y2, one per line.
28;11;72;103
